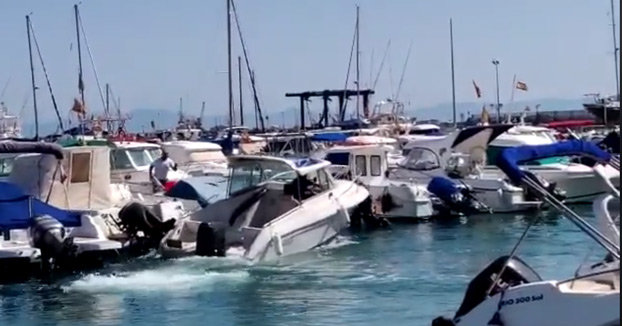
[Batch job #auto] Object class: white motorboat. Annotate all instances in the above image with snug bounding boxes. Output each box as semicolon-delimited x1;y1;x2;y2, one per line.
160;155;372;263
485;124;619;203
397;125;541;213
109;141;187;195
1;142;180;281
397;123;446;148
323;144;434;221
161;140;228;177
432;141;621;326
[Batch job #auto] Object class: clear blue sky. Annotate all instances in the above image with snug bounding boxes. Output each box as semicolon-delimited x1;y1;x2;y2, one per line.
0;0;619;124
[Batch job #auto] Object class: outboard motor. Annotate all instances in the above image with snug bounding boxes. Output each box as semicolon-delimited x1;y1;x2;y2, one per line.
522;170;566;202
29;215;76;268
118;202;177;241
432;255;542;326
427;177;485;216
195;222;226;257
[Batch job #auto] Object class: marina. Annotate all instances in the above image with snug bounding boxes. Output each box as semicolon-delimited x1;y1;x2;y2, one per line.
0;0;620;325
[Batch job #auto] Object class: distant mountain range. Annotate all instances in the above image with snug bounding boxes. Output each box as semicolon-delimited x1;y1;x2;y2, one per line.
22;97;586;136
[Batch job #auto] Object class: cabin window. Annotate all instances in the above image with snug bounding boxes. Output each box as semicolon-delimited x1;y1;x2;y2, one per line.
313;169;332;191
70;153;91;183
325;152;349;166
370;155;382;176
355;155;367;176
0;157;14;177
111;150;133;170
147;148;162;161
402;148;440;171
127;148;153;167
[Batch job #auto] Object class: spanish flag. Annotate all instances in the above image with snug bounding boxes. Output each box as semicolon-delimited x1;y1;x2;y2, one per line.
516;81;528;91
472;80;482;98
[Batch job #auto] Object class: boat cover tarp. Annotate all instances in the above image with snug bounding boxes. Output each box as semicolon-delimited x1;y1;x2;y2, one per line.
496;140;613;184
165;176;227;207
311;132;349;142
0;182;82;230
427;177;461;203
0;141;64;159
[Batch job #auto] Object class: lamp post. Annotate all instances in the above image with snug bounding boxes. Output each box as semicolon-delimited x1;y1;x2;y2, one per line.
492;59;501;123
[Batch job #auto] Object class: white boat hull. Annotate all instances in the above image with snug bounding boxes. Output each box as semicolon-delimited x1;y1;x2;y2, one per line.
160;180;370;263
455;277;620;326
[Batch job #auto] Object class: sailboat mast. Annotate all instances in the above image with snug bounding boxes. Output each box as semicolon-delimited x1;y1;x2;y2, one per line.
355;5;361;119
610;0;620;99
26;15;39;140
74;4;85;107
450;18;457;127
227;0;234;129
238;55;244;126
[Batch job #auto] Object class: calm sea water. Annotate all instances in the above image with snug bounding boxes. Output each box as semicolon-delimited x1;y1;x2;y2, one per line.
0;206;603;326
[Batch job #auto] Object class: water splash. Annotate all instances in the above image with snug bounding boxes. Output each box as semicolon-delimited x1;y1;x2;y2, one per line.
62;256;251;294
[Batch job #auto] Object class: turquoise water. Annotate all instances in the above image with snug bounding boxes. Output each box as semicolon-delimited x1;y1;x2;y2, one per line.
0;207;603;326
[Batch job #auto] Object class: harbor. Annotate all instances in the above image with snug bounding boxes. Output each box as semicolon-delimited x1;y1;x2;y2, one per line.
0;1;620;325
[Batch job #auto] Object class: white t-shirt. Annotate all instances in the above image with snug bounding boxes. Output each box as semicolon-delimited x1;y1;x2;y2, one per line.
151;157;175;180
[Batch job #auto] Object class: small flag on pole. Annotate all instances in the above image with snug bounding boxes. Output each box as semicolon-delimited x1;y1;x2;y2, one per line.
472;80;482;98
516;81;528;91
71;97;86;117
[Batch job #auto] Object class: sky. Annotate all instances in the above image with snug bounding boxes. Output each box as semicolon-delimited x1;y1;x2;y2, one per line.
0;0;619;127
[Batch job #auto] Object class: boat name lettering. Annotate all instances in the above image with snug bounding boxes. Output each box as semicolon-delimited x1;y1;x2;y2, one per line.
500;294;543;306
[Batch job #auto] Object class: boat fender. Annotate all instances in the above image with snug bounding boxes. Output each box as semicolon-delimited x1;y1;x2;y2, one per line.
272;232;284;256
195;222;226;257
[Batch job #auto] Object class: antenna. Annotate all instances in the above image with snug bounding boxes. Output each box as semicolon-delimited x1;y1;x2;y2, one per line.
610;0;620;99
355;5;361;119
26;14;39;140
450;18;457;127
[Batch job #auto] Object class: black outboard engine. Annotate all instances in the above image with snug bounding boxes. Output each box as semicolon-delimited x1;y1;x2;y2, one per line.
432;255;542;325
522;171;566;202
29;215;76;268
427;177;485;216
195;222;226;257
118;202;176;241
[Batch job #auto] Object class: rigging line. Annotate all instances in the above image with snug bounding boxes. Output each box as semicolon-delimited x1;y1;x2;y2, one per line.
78;12;107;116
394;41;413;103
388;46;395;100
29;19;65;131
0;77;10;101
230;0;265;130
339;16;358;120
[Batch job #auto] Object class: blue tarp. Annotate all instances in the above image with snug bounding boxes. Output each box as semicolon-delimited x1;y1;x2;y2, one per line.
165;176;227;207
427;177;461;203
311;132;349;142
0;182;82;230
496;140;613;185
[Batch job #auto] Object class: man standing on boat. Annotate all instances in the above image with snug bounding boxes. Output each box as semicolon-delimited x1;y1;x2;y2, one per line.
149;150;178;192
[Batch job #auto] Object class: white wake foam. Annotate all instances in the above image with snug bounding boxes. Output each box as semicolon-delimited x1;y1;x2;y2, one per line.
63;259;250;294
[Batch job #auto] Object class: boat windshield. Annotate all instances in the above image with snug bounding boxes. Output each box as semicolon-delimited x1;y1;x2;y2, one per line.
228;159;296;195
401;147;441;171
128;148;155;167
147;148;162;161
0;156;14;177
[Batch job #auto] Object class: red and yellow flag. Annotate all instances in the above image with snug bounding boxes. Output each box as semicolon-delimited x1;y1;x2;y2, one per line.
516;81;528;91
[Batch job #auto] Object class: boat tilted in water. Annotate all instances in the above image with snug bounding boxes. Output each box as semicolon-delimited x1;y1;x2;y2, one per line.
432;140;620;326
160;155;372;263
